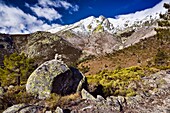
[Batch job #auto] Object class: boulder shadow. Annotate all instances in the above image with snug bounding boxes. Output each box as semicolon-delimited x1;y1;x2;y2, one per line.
51;67;87;96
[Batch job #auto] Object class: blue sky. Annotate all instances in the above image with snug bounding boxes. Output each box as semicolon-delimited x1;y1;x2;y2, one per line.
0;0;165;33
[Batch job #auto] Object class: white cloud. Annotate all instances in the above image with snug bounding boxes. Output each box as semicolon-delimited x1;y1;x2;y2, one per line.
37;0;79;11
72;5;79;11
0;3;60;34
58;1;79;11
59;1;72;9
0;0;79;34
26;0;79;21
30;5;62;21
38;0;60;7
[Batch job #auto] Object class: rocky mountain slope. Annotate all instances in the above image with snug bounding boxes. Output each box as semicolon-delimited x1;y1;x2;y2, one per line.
0;2;170;113
0;21;159;66
0;0;169;66
0;34;14;66
0;32;82;66
0;24;160;67
46;0;169;57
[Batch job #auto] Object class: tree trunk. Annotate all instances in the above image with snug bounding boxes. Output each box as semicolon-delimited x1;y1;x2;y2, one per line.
16;76;20;86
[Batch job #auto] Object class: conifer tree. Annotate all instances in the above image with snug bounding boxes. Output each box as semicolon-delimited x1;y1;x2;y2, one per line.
0;53;35;86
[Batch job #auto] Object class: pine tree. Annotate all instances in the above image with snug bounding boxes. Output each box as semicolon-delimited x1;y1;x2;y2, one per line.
0;53;36;86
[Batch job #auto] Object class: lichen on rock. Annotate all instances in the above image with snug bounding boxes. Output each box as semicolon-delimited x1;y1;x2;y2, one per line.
26;54;86;99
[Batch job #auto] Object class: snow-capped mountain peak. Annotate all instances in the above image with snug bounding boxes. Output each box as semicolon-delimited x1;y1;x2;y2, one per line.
48;15;114;34
48;0;169;35
108;0;169;30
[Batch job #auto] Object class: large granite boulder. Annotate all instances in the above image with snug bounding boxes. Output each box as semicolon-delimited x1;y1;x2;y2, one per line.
26;54;86;99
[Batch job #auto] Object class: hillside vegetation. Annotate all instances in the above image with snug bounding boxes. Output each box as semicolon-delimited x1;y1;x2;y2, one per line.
0;3;170;113
78;5;170;97
78;28;170;96
78;29;170;75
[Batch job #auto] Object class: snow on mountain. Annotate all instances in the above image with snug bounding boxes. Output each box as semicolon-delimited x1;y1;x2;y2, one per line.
108;0;169;30
48;0;169;34
48;16;93;33
48;15;115;34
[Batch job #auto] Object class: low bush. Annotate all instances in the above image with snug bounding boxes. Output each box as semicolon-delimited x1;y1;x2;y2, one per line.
154;49;168;66
79;65;90;74
45;93;80;110
158;21;170;27
1;85;35;111
87;66;145;97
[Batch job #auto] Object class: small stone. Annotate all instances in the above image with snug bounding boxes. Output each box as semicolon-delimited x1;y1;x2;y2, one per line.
134;95;142;102
8;85;14;90
166;70;170;74
81;89;96;100
81;105;93;111
70;111;76;113
55;107;63;113
109;96;118;104
96;95;105;102
128;82;137;90
106;97;113;105
117;96;126;104
45;111;52;113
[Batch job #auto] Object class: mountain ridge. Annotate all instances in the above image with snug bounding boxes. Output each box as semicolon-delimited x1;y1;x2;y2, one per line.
48;0;168;35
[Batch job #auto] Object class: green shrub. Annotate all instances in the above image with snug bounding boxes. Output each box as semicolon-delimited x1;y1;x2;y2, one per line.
156;28;170;39
79;65;90;74
77;55;95;65
158;21;170;27
45;93;61;110
0;53;36;86
1;85;35;111
87;66;145;97
45;93;80;110
154;49;168;66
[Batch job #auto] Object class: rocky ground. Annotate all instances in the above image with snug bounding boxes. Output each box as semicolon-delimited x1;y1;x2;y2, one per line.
65;70;170;113
1;3;170;113
1;68;170;113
